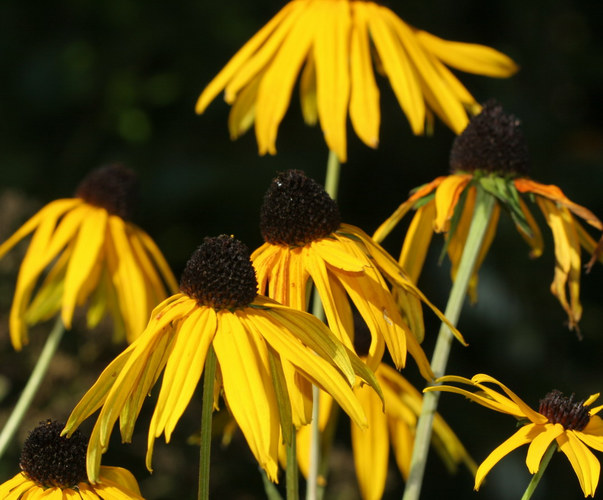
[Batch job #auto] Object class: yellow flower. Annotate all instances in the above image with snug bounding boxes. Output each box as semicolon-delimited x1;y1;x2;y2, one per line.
426;374;603;497
296;363;476;500
374;102;603;331
252;170;465;380
0;419;143;499
63;235;380;484
0;165;178;347
196;0;518;162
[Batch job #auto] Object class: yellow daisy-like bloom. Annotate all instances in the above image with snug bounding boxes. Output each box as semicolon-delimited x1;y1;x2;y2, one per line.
374;102;603;331
426;374;603;497
296;363;476;500
64;235;380;483
196;0;518;162
0;165;178;347
252;170;464;381
0;419;143;499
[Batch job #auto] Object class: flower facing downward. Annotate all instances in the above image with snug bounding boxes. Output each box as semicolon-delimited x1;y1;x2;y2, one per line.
196;0;518;162
64;235;380;483
0;164;178;347
0;419;143;499
426;374;603;497
374;102;603;331
253;170;465;380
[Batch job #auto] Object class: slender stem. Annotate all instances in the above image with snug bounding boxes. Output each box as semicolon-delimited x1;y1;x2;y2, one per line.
198;345;217;500
286;423;299;500
521;441;557;500
402;188;496;500
261;468;284;500
0;316;65;459
306;149;341;500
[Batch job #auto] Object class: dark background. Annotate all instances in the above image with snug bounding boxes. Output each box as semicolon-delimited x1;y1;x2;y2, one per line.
0;1;602;499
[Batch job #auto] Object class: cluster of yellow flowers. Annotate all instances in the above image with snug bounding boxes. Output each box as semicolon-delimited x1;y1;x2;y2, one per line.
1;1;602;499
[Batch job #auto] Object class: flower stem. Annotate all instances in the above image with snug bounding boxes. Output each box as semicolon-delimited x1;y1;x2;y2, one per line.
306;149;341;500
402;187;496;500
286;423;299;500
0;316;65;459
521;441;557;500
198;345;217;500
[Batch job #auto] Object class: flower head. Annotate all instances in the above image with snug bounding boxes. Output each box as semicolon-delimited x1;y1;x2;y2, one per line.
0;164;178;347
373;102;603;331
253;170;465;379
296;363;476;500
196;0;518;162
63;235;380;483
426;374;603;497
0;419;143;499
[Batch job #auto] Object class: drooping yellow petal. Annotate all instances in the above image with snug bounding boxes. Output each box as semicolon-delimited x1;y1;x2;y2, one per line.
366;3;424;134
352;382;389;500
515;195;544;258
149;307;216;445
349;2;380;148
311;237;366;272
255;5;316;156
434;174;472;232
195;1;300;113
415;30;519;77
299;51;318;125
385;11;469;134
61;207;108;329
212;311;280;482
399;201;436;284
475;424;541;490
99;466;143;497
134;227;178;293
525;423;564;473
228;71;261;139
313;0;351;162
557;430;601;497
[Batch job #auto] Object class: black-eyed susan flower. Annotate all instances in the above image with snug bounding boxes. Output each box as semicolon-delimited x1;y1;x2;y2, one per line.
252;170;464;380
426;374;603;497
196;0;518;162
296;363;476;500
63;235;380;483
373;102;603;331
0;419;143;499
0;164;178;347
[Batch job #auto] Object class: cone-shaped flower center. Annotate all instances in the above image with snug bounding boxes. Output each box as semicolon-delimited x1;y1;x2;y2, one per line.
19;420;87;488
180;235;258;310
75;164;138;219
260;169;341;246
449;100;529;176
538;390;590;431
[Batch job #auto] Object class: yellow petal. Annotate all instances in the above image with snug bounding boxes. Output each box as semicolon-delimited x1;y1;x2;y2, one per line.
311;237;366;272
415;30;519;77
61;207;108;329
349;2;380;148
228;70;261;139
525;423;564;473
299;51;318;125
212;311;280;481
515;196;544;258
134;226;179;293
195;1;299;113
399;201;436;284
255;5;316;156
352;383;389;500
557;430;601;497
313;0;351;161
99;466;143;497
366;3;424;134
475;424;540;490
434;174;472;232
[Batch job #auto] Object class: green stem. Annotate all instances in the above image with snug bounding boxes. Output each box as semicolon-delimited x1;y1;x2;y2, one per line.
402;188;496;500
306;149;341;500
521;441;557;500
286;423;299;500
0;316;65;459
198;345;217;500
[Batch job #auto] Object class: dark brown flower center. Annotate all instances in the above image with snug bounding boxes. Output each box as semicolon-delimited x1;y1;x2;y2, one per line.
538;390;590;431
75;164;138;219
260;170;341;246
449;100;529;177
179;235;258;310
19;419;87;489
